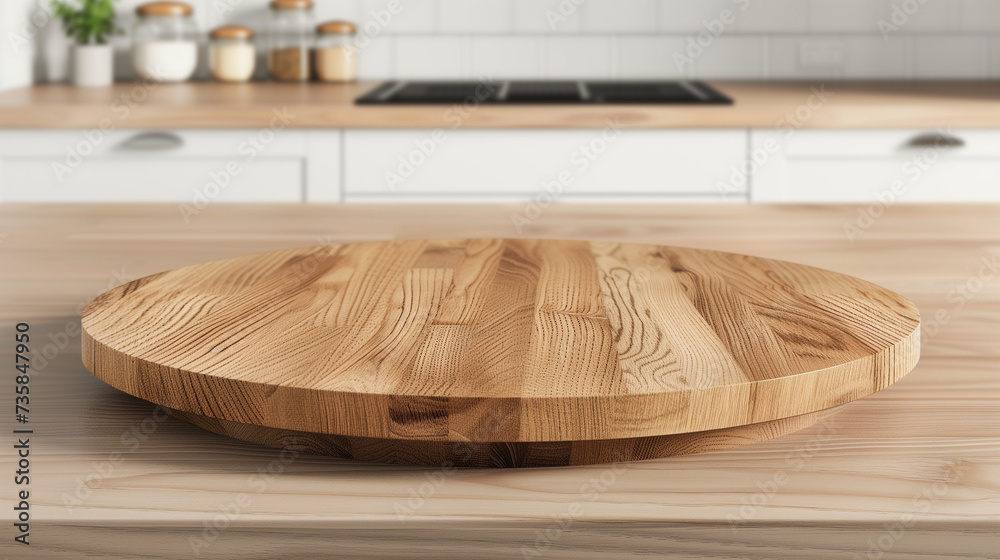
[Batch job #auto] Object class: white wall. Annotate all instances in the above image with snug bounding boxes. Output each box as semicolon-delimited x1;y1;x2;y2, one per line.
7;0;1000;84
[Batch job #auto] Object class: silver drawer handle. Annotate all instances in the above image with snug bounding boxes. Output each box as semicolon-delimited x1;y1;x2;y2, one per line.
906;133;965;149
119;132;184;150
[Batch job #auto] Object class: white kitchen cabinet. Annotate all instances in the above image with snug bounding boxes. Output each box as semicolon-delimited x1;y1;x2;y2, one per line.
10;127;1000;204
0;130;342;203
343;129;749;202
751;129;1000;202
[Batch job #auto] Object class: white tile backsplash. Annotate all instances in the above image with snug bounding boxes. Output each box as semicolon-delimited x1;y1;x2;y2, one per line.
439;0;512;33
543;37;613;78
913;35;987;78
737;0;809;33
582;0;658;33
658;0;734;33
988;36;1000;77
204;0;270;28
357;36;395;80
617;36;688;79
513;0;583;34
883;0;961;32
768;36;840;80
6;0;1000;88
312;0;365;25
470;37;540;78
367;0;437;34
694;36;765;79
842;36;911;79
395;36;464;78
808;0;884;33
960;0;1000;33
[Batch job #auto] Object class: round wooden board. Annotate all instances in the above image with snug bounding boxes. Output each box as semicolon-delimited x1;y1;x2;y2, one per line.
82;239;919;466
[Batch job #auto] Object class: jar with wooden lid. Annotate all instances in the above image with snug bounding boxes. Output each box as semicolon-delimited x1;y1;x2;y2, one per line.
209;26;255;82
268;0;314;82
314;21;357;82
132;1;198;82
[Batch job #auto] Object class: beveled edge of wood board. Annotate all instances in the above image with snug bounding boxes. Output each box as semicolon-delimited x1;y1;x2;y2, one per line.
165;405;843;468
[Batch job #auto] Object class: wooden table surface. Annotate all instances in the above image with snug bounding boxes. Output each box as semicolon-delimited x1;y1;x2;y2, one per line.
1;203;998;559
2;81;1000;129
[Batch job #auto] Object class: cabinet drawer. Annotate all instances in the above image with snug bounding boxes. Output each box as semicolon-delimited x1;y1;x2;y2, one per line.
777;130;1000;158
344;129;747;200
752;129;1000;202
1;158;302;202
0;130;308;202
777;160;1000;203
0;130;308;157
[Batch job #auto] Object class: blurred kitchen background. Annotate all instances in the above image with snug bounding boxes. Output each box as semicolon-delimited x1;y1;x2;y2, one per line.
1;0;999;206
5;0;1000;85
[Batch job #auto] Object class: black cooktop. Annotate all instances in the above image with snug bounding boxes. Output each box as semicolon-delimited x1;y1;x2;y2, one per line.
356;80;732;105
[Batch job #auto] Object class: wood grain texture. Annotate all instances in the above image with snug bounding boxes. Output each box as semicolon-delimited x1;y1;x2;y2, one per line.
1;204;996;559
3;81;1000;129
165;406;834;468
81;239;919;466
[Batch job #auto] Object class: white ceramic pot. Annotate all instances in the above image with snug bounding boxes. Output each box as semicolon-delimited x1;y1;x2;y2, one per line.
73;44;113;87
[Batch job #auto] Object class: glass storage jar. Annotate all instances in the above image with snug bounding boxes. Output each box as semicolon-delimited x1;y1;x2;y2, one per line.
314;21;357;82
209;26;256;82
268;0;314;82
132;1;198;82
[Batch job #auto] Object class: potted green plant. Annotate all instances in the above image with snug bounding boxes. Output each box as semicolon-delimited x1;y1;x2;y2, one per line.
52;0;119;87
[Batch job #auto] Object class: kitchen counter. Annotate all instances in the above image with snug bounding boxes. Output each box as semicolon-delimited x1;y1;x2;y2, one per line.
1;203;997;559
1;81;1000;129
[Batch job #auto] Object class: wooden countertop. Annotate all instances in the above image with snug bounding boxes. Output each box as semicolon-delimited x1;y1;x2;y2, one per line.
1;203;997;558
1;81;1000;129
